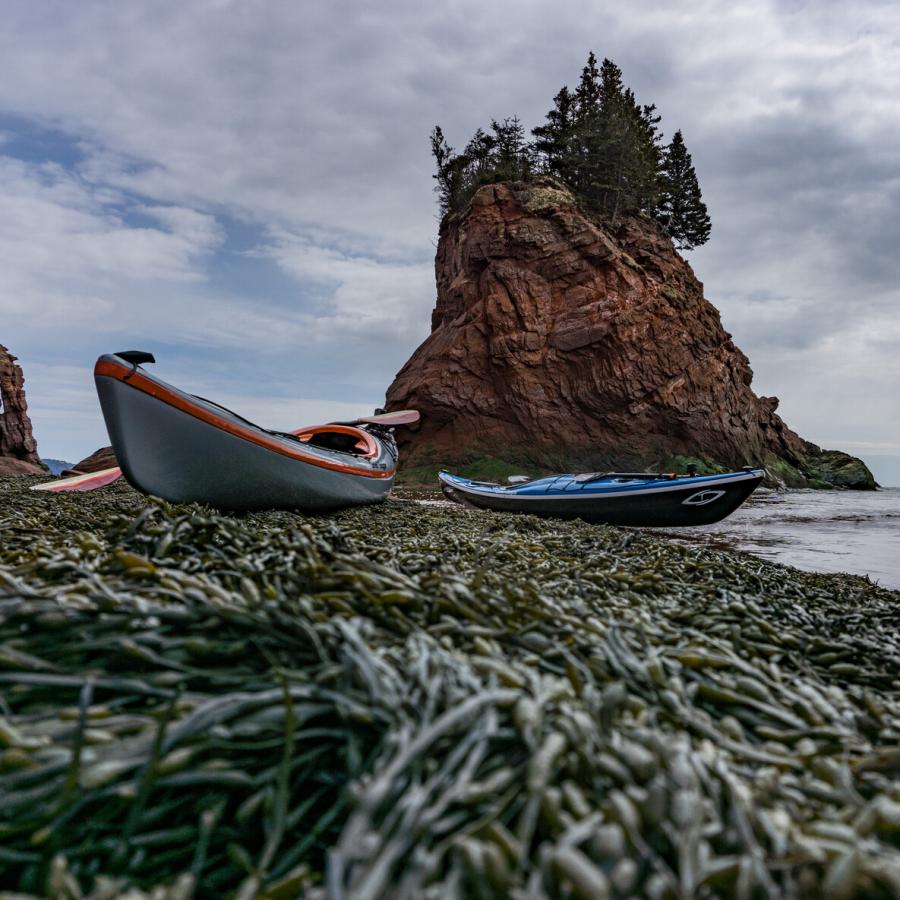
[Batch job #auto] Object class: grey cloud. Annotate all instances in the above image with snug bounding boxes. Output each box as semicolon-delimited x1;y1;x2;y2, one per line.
0;0;897;471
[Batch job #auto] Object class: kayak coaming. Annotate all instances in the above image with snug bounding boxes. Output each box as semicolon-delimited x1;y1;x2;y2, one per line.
438;469;765;527
292;423;380;458
94;354;397;511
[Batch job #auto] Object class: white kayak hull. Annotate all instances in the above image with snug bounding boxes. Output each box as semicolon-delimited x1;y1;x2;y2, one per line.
95;354;396;511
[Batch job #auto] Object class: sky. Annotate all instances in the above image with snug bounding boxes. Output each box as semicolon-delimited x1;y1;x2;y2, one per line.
1;0;898;484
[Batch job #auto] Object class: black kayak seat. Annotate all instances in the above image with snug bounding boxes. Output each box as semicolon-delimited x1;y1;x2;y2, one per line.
116;351;156;367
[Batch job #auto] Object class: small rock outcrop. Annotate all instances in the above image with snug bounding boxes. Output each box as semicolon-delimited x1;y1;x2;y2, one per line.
0;344;46;475
386;180;875;488
64;446;118;476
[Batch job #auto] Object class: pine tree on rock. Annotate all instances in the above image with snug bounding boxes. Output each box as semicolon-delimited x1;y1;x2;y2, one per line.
657;130;711;249
579;58;661;223
490;117;531;182
531;87;576;181
464;128;496;183
430;52;711;249
597;57;624;108
575;52;602;113
431;126;464;215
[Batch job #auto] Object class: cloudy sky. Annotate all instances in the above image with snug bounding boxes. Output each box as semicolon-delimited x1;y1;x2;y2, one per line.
1;0;898;483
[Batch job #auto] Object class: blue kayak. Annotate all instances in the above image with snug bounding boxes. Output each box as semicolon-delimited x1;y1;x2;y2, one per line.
439;468;765;527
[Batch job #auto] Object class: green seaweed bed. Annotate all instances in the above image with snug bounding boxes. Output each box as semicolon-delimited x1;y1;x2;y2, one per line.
1;475;898;899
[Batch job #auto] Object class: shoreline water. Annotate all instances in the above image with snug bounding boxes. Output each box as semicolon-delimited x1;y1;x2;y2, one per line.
653;486;900;591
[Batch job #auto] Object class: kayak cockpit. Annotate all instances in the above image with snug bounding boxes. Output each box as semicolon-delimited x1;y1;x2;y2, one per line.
291;425;379;459
573;471;679;484
186;395;380;460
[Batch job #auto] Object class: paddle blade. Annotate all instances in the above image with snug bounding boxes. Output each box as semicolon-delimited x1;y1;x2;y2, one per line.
31;466;123;492
357;409;420;426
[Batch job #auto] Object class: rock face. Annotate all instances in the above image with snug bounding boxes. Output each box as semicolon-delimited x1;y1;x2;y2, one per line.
0;344;46;475
386;180;875;488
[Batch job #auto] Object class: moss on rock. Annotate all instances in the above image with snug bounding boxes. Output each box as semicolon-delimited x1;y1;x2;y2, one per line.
519;182;576;213
398;455;542;486
801;448;878;490
764;457;809;489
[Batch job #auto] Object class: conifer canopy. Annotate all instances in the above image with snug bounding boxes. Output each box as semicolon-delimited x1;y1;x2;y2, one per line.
431;54;711;249
657;130;711;249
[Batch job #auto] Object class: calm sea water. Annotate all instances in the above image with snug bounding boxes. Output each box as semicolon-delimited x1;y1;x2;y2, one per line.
656;487;900;591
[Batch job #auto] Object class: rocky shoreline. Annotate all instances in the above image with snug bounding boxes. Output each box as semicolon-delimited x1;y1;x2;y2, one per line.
1;475;899;897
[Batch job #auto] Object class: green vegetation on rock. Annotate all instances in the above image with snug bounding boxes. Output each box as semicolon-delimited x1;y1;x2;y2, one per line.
659;454;729;476
803;449;878;490
1;476;899;898
764;456;810;489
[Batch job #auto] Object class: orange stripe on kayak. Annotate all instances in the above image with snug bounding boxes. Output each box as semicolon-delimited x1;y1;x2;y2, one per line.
94;359;395;480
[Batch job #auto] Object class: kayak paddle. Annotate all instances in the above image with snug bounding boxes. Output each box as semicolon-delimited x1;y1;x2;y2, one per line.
334;409;420;427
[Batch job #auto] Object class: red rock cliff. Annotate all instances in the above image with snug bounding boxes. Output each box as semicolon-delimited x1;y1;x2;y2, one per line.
0;344;46;475
386;180;873;487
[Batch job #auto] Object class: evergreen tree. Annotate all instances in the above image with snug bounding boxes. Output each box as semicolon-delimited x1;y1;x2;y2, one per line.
532;87;576;179
431;119;532;214
574;51;602;114
618;90;663;219
431;53;711;248
430;126;458;214
585;61;662;222
657;130;711;249
490;117;531;182
581;59;625;214
463;128;496;182
597;57;623;109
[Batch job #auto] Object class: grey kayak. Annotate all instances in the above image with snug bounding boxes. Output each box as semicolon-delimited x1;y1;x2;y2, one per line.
94;353;397;511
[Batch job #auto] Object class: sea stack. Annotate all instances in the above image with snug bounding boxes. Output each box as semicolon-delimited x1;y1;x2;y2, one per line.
385;179;875;488
0;343;46;475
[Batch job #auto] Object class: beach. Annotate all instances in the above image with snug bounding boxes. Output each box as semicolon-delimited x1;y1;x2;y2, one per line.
2;474;899;897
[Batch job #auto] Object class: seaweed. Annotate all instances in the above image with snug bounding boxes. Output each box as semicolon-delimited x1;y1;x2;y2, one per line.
1;475;899;898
